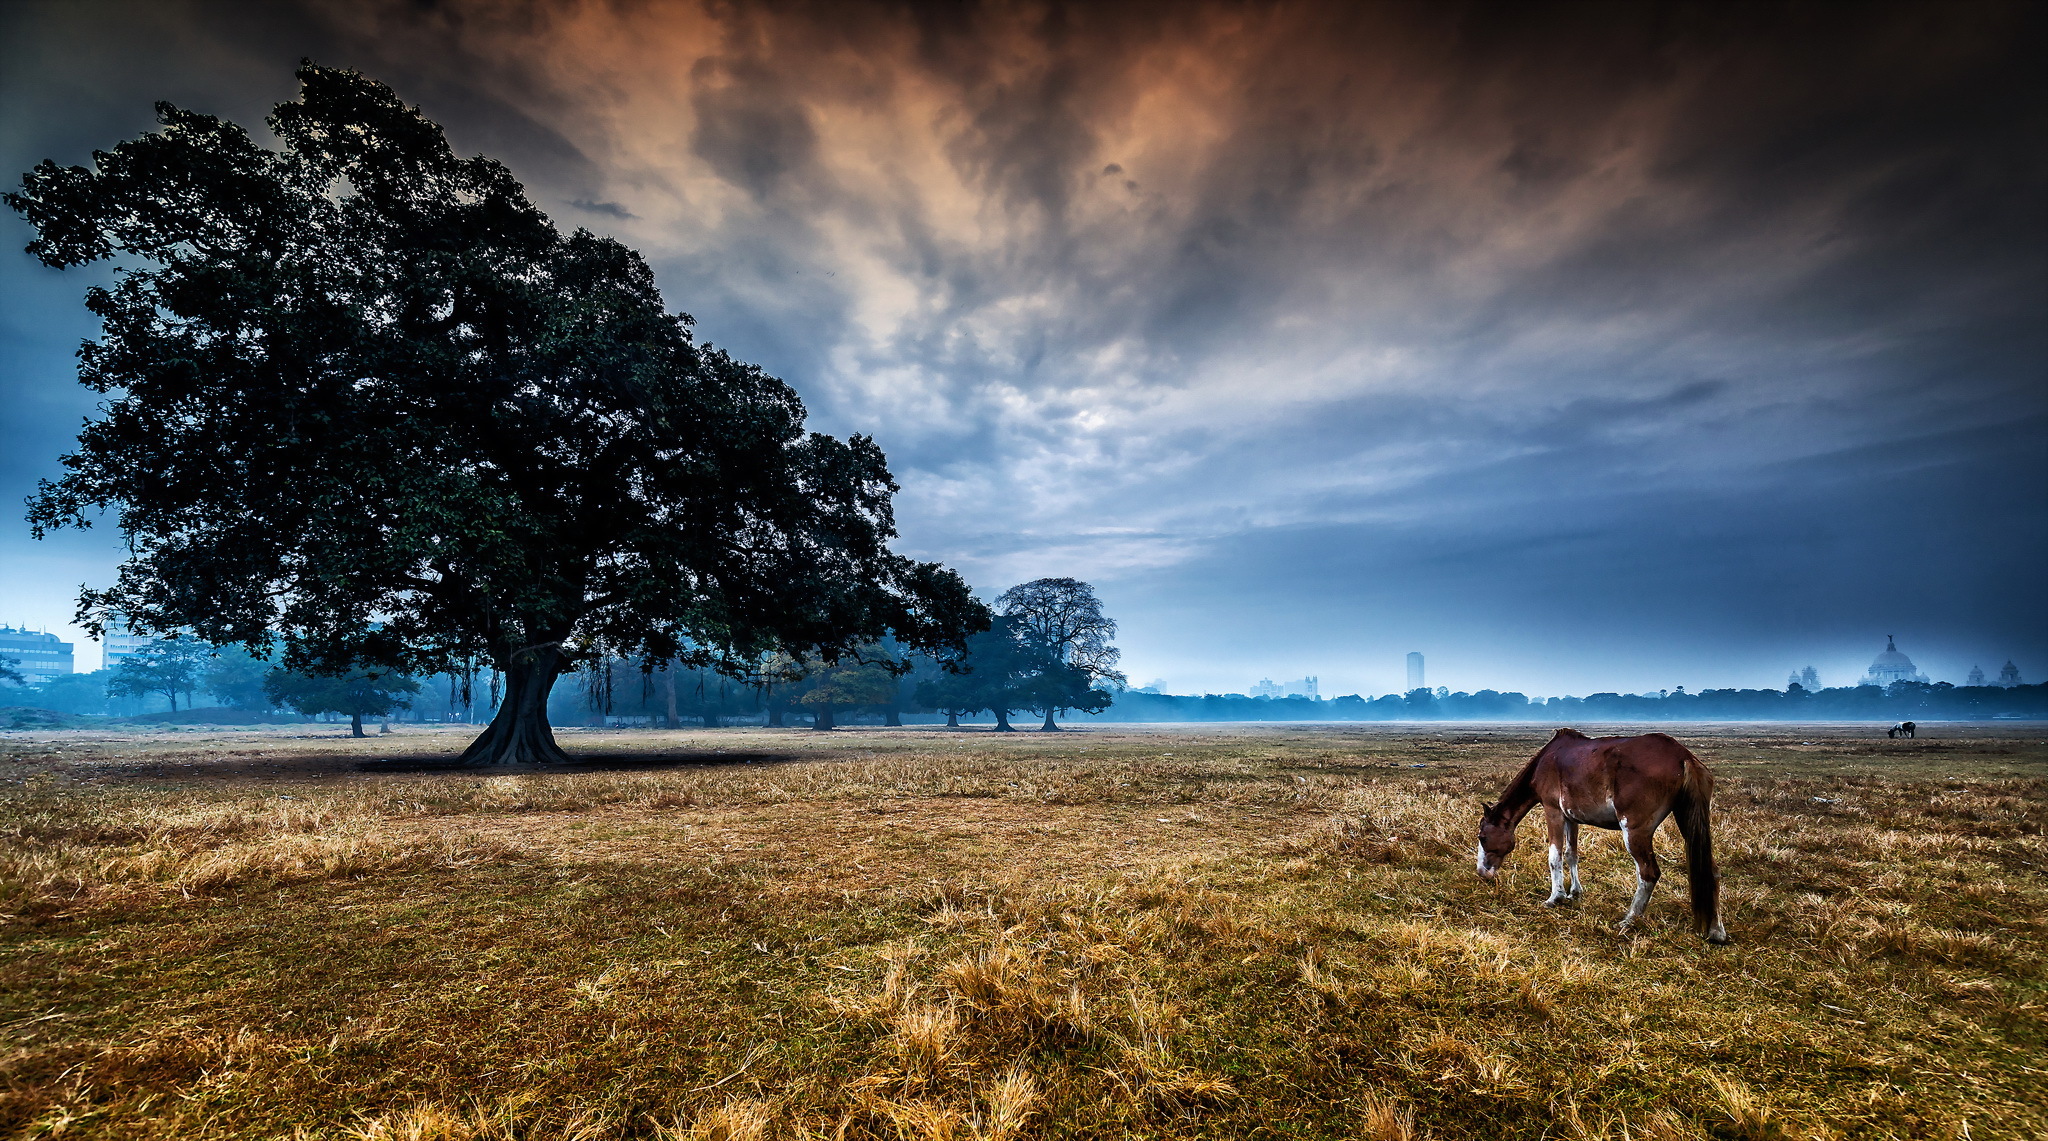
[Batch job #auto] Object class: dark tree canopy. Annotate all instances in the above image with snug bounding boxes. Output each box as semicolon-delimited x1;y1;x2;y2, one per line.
10;64;987;763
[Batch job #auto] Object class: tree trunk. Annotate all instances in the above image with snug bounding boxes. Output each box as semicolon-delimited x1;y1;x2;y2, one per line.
457;646;572;765
885;704;902;727
992;707;1014;732
703;710;721;728
768;703;785;727
663;668;679;730
351;712;366;738
1040;708;1059;731
946;712;960;728
813;705;835;730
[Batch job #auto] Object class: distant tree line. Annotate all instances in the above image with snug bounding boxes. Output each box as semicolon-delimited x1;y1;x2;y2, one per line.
0;578;1128;732
8;667;2043;726
1097;681;2048;722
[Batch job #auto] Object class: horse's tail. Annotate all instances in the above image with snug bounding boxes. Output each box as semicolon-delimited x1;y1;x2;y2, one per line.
1674;755;1726;942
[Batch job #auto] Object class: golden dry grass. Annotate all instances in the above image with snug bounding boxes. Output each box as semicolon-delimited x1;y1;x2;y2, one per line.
0;722;2042;1139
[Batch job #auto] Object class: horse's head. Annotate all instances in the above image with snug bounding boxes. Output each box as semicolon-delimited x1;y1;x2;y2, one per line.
1476;800;1516;881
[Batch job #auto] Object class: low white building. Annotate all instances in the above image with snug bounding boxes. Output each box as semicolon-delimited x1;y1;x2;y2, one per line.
0;625;75;685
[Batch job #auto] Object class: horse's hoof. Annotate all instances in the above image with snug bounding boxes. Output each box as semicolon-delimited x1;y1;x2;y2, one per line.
1705;929;1731;945
1543;898;1564;908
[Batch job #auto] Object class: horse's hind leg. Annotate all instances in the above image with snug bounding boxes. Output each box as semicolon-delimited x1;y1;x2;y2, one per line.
1617;814;1663;932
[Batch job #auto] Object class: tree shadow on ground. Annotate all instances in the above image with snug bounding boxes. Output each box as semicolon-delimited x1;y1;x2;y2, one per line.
354;751;799;774
89;749;805;784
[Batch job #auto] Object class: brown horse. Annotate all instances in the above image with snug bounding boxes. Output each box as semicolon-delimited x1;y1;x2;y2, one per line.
1477;728;1727;943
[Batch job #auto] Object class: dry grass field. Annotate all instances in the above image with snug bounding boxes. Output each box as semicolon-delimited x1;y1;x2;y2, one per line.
0;721;2042;1140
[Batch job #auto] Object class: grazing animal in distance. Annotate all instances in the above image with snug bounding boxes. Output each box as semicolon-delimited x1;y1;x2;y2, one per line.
1476;728;1727;943
1887;721;1917;739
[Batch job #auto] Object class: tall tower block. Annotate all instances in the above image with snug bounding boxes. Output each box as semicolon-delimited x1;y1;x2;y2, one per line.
1406;652;1425;692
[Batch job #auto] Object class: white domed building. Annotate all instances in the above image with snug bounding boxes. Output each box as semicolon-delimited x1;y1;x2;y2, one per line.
1862;636;1929;687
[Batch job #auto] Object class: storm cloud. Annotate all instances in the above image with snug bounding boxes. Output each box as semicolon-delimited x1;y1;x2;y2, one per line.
2;0;2042;694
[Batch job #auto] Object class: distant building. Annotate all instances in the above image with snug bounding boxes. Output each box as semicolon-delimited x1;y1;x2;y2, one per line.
1406;652;1425;692
1250;676;1319;699
0;625;75;685
1967;665;1986;687
1997;660;2024;688
1862;636;1928;687
1786;665;1821;690
102;615;160;671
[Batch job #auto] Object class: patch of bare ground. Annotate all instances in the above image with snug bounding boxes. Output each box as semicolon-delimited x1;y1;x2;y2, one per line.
1;723;2043;1138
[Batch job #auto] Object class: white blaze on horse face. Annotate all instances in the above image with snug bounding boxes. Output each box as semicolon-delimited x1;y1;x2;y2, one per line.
1475;841;1491;877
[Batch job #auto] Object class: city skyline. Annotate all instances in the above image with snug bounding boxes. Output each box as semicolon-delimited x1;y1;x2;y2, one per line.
7;621;2026;703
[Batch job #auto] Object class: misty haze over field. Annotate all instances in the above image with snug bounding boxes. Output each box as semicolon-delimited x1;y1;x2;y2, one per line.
2;1;2042;697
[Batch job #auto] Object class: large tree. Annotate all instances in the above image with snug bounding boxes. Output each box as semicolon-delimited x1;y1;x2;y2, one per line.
10;64;986;764
995;578;1123;730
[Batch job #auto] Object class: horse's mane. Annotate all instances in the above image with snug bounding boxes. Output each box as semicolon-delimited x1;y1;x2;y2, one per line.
1492;728;1584;811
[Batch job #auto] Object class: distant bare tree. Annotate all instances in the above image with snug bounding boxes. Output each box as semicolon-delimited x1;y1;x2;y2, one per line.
996;578;1124;730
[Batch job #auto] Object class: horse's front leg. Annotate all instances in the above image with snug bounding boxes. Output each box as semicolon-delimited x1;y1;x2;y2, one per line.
1543;806;1569;906
1564;819;1582;900
1616;813;1663;931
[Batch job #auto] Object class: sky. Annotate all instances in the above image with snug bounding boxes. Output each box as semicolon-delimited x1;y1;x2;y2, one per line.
1;0;2043;696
